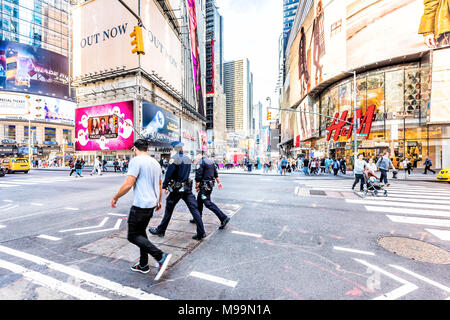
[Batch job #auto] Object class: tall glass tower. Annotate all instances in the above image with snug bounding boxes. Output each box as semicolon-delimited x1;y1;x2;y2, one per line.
283;0;299;52
0;0;70;56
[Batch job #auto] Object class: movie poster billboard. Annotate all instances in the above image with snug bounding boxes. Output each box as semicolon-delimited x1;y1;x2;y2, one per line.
0;40;71;100
429;48;450;124
75;101;134;151
187;0;205;117
198;129;208;152
284;0;430;109
142;100;180;148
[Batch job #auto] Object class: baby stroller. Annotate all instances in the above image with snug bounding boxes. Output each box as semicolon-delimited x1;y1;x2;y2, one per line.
363;169;388;197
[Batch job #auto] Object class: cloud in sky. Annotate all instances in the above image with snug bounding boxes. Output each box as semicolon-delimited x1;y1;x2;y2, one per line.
216;0;283;107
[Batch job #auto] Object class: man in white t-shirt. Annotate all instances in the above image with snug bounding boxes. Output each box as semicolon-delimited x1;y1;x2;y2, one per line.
111;139;172;281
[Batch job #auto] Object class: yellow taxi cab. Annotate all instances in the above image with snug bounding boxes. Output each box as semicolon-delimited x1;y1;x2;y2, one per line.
1;158;30;174
437;168;450;183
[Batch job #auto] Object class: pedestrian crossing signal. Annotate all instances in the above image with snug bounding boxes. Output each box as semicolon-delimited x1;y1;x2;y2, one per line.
130;26;145;55
267;111;272;121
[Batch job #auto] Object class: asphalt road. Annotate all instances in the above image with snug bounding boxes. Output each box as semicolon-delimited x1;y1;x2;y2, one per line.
0;169;449;300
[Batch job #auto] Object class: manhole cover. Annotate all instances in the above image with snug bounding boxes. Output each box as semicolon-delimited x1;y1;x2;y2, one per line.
310;190;326;196
378;236;450;264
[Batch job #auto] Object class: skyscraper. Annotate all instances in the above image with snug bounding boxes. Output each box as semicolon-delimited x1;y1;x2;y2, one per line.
224;58;253;136
283;0;299;52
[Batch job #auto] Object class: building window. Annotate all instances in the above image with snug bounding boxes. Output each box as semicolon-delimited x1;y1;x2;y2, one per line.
4;125;16;140
24;126;37;142
63;128;71;143
44;127;56;142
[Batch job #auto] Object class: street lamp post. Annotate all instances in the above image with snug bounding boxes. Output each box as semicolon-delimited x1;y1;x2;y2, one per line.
352;71;357;177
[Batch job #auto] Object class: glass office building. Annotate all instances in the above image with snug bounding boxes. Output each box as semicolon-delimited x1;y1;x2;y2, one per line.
0;0;74;161
0;0;69;56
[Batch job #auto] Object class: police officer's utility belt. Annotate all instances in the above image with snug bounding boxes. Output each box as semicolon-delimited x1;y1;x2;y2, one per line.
168;179;193;192
201;180;215;192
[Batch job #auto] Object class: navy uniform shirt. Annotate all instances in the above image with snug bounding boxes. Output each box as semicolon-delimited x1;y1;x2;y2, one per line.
195;157;218;183
163;152;192;189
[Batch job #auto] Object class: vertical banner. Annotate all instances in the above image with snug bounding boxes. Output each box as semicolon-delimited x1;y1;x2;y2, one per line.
429;48;450;123
187;0;205;117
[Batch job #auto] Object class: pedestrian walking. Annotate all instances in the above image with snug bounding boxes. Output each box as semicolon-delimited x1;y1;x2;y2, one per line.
75;159;83;177
102;159;108;172
325;157;332;174
69;160;76;177
352;154;368;192
121;158;128;174
188;154;231;229
332;159;340;176
280;156;288;176
423;156;435;174
90;156;102;176
320;158;326;174
302;158;310;175
340;158;347;174
376;152;394;186
113;159;120;172
111;139;172;280
403;158;412;175
149;141;207;241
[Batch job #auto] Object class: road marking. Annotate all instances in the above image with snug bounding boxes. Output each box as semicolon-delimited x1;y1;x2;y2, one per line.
353;259;418;300
389;265;450;293
107;213;128;217
386;215;450;227
64;207;79;211
366;206;450;219
346;200;450;211
0;225;5;229
0;184;15;188
59;218;110;233
368;197;450;205
231;231;262;238
37;235;62;241
190;271;238;288
75;219;122;235
2;200;13;203
31;203;44;206
0;244;167;300
425;229;450;241
0;258;109;300
333;246;375;256
0;205;19;212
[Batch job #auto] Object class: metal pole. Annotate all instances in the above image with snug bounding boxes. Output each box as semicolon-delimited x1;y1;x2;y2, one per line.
353;71;357;177
28;118;31;167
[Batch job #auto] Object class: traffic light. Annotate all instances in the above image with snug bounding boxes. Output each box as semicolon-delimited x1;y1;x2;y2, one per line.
130;26;145;55
267;111;272;121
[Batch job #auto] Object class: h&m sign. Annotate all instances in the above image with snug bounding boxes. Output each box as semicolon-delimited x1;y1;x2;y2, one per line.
326;105;376;142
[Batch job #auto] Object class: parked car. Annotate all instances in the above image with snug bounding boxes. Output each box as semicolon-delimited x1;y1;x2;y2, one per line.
437;168;450;183
1;157;30;174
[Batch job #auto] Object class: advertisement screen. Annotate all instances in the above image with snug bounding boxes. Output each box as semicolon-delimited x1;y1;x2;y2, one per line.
75;101;134;151
0;40;71;100
187;0;205;116
0;92;75;125
284;0;429;108
142;100;180;147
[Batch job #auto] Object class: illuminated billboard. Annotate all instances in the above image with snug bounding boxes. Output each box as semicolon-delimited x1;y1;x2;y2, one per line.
0;40;71;100
187;0;205;116
284;0;429;108
75;101;134;151
72;0;182;93
0;92;75;125
142;100;180;148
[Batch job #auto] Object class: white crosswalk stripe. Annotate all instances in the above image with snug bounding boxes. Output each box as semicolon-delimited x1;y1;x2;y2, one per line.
335;180;450;241
0;174;123;188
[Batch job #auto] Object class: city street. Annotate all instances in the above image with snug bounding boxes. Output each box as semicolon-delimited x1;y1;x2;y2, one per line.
0;170;449;300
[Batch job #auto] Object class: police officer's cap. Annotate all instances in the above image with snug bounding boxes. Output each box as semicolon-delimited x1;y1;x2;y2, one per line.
171;141;184;148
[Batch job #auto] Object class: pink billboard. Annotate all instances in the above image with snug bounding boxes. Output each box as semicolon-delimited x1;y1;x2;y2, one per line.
75;101;134;151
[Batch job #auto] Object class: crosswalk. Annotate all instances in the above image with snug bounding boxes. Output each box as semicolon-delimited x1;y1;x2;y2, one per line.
297;179;450;242
0;173;123;188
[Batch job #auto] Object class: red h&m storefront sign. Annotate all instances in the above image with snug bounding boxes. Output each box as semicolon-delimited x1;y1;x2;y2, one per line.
326;105;376;142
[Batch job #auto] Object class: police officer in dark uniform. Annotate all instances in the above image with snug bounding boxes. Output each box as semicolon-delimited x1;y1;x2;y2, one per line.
149;141;207;240
191;154;230;229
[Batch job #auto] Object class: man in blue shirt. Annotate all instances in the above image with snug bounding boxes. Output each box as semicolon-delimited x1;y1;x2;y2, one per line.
149;141;207;240
280;157;288;176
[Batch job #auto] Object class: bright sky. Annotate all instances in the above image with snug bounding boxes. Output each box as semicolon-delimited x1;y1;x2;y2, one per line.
216;0;283;110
